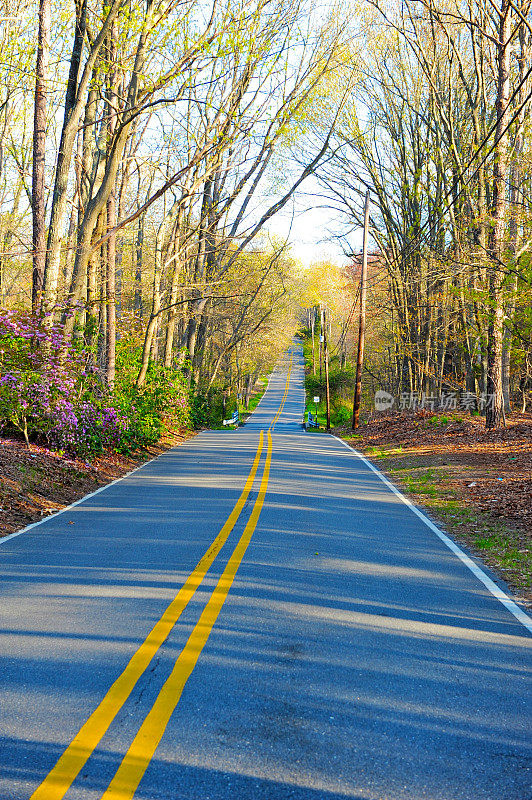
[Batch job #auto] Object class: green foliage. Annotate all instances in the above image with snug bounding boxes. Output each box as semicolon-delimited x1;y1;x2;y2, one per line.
188;388;237;428
305;369;354;402
111;339;190;453
0;319;191;457
304;367;355;426
333;405;352;426
189;394;209;428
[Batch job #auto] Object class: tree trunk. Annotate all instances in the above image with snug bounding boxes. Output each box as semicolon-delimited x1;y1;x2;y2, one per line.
134;212;145;317
486;0;511;429
105;22;118;389
42;0;118;319
136;202;177;387
137;284;161;388
32;0;51;314
352;190;369;429
186;297;209;377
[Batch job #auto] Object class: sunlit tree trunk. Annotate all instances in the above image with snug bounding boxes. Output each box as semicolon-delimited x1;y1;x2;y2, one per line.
486;0;512;429
105;21;118;389
32;0;50;313
42;0;118;320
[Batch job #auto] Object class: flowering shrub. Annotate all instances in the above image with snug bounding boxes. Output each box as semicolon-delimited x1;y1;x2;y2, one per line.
0;311;80;447
45;401;131;457
0;311;190;457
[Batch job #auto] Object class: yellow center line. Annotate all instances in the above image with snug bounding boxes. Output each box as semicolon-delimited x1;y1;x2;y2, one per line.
269;352;293;432
30;432;265;800
100;430;274;800
32;353;290;800
270;361;291;430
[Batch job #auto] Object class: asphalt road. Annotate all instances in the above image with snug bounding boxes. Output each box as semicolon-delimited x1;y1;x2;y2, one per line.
1;343;531;800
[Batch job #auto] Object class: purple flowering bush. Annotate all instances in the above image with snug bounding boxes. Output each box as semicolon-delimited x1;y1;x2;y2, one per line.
0;311;79;448
0;311;190;456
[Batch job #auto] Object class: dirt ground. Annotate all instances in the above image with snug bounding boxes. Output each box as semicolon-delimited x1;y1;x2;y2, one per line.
336;411;532;608
0;429;193;538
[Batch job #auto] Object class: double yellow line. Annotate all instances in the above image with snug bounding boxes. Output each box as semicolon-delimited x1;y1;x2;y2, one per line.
31;356;292;800
269;351;293;433
101;430;272;800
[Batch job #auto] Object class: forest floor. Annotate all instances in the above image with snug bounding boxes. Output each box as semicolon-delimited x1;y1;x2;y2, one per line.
0;428;195;539
335;411;532;609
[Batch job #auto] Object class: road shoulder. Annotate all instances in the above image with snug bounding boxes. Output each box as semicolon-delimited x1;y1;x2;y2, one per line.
0;428;196;538
334;413;532;612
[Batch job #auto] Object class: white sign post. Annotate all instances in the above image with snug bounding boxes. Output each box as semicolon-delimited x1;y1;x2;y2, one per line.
313;396;320;424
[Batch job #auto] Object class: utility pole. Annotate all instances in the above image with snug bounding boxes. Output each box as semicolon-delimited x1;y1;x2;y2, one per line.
352;190;370;429
311;306;316;375
323;306;331;431
319;303;323;381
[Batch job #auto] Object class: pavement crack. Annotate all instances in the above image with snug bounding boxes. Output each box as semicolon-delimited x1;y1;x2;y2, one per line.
133;654;161;709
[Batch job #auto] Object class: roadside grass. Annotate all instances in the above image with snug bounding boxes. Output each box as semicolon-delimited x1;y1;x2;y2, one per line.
212;379;268;429
353;443;531;602
304;399;355;431
242;381;267;416
304;402;328;430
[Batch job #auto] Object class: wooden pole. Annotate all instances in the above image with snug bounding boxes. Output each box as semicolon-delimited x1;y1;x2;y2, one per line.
318;304;323;381
352;190;370;429
311;306;316;375
324;306;331;431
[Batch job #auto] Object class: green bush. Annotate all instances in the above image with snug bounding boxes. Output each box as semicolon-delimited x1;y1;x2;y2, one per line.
333;405;352;426
112;339;190;452
189;394;209;428
187;387;237;428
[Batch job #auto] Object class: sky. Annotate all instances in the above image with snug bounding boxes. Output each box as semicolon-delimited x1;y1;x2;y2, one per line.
265;175;365;269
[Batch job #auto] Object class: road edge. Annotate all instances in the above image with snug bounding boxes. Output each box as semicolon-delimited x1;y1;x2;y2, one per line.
0;436;196;547
333;435;532;636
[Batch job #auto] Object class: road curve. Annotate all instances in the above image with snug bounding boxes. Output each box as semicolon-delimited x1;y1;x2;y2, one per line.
1;343;531;800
